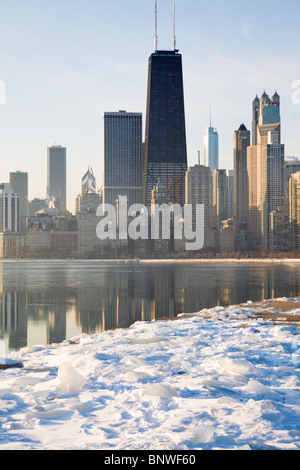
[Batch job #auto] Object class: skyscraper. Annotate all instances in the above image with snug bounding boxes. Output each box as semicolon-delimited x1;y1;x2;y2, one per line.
103;111;142;208
203;122;219;174
75;167;102;215
252;95;260;146
81;166;97;195
285;157;300;183
284;157;300;201
227;170;234;219
213;169;228;227
289;172;300;250
0;186;19;232
259;91;280;127
233;124;250;229
142;24;187;207
9;171;28;233
185;164;215;249
47;145;67;212
247;92;284;250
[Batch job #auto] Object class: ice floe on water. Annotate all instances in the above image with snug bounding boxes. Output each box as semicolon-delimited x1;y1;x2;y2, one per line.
0;298;300;450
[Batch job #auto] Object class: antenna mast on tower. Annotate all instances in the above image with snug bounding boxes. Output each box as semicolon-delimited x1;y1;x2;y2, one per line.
154;0;158;52
172;0;176;51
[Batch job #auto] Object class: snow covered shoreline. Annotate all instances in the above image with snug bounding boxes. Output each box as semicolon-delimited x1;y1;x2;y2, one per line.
1;298;300;450
138;258;300;264
2;258;300;265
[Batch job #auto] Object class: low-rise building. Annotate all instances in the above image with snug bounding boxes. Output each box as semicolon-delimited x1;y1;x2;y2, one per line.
0;233;25;259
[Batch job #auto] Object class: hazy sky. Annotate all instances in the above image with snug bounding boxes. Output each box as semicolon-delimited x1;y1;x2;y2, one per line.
1;0;300;212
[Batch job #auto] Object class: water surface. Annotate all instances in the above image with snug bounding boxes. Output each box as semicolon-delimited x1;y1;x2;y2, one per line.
1;260;300;352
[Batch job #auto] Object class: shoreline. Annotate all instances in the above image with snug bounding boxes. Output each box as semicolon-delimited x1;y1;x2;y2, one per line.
1;257;300;265
138;258;300;264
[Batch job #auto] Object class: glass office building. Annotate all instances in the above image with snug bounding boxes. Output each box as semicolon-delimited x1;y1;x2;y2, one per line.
203;126;219;175
142;50;187;207
103;111;143;208
9;171;28;233
47;145;67;212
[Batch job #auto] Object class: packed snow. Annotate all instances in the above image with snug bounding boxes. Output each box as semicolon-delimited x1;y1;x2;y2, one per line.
1;298;300;450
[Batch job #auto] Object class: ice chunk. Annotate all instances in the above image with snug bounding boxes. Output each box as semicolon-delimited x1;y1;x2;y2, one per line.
245;379;276;396
58;363;86;394
293;405;300;415
191;424;215;444
127;370;151;380
218;357;257;375
122;356;148;367
142;384;179;397
28;408;70;419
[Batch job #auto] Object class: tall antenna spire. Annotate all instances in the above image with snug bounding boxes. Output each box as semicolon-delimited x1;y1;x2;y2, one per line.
154;0;158;52
210;107;212;127
172;0;176;51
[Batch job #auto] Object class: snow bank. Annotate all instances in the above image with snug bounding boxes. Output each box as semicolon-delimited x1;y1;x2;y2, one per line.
0;298;300;450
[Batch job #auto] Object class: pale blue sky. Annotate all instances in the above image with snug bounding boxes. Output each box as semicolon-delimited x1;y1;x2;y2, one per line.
1;0;300;212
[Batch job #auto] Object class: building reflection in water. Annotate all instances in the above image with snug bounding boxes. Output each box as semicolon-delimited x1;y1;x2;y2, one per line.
1;261;300;352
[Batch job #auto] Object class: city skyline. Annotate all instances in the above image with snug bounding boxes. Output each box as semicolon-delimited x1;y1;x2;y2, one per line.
0;0;300;212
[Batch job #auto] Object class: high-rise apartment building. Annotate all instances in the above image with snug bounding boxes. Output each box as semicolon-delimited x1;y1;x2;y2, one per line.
247;92;284;250
142;49;187;207
103;111;142;208
269;206;291;252
185;164;215;249
252;95;260;146
186;165;213;227
227;170;234;219
266;131;285;212
285;157;300;201
285;157;300;182
247;144;260;248
0;186;19;233
213;169;228;227
233;124;250;229
203;125;219;174
47;145;67;212
9;171;28;233
289;172;300;250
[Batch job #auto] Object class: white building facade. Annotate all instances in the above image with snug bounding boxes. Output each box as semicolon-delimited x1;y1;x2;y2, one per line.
0;187;20;233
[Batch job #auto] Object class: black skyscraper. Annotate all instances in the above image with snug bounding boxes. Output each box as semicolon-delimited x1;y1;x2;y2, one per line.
142;49;188;207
